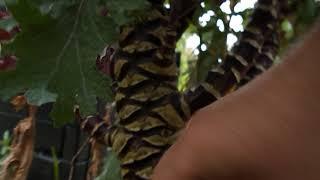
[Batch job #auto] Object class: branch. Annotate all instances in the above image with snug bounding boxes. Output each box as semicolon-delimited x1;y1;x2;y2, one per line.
77;1;288;179
183;0;285;114
68;137;90;180
74;105;113;146
86;139;105;180
88;5;184;179
169;0;198;39
169;0;228;39
211;0;226;7
240;25;280;85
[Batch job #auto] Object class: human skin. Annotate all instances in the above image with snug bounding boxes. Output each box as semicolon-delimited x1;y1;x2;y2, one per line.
152;20;320;180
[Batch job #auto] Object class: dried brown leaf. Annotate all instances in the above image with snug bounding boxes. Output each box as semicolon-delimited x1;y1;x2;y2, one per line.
86;139;105;180
0;106;37;180
10;96;27;112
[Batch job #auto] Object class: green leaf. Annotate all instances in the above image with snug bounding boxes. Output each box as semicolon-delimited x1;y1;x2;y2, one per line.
0;17;18;33
281;19;294;40
107;0;149;11
0;0;116;125
5;0;76;19
297;0;318;25
38;1;77;18
0;0;19;44
51;147;60;180
25;87;57;106
0;130;10;157
105;0;150;25
95;149;122;180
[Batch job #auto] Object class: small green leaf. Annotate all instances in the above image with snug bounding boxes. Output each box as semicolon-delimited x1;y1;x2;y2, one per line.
95;149;122;180
0;130;10;158
51;147;60;180
0;17;18;33
281;19;294;40
25;87;57;106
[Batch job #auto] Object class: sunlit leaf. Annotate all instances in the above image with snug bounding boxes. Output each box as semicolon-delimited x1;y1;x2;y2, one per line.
281;19;294;40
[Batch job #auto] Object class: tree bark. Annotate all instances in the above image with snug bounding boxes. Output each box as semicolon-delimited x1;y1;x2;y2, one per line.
79;0;288;179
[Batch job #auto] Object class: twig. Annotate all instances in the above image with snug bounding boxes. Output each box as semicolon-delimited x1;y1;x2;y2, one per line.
67;137;90;180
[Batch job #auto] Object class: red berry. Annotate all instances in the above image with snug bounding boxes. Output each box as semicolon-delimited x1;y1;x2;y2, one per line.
0;29;12;41
0;11;10;19
0;55;17;71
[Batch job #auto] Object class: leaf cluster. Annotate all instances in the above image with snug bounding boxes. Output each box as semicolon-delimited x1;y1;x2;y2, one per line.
0;0;148;125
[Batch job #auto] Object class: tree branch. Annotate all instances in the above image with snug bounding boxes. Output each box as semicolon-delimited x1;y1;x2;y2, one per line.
79;0;287;151
76;1;290;179
169;0;198;39
183;0;286;114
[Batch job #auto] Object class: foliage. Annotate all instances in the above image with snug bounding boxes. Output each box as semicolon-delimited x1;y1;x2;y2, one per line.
0;0;318;125
51;147;60;180
177;0;320;90
279;0;320;53
105;0;150;25
0;0;319;179
176;0;254;89
0;130;11;166
95;149;122;180
176;25;198;91
0;0;149;125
